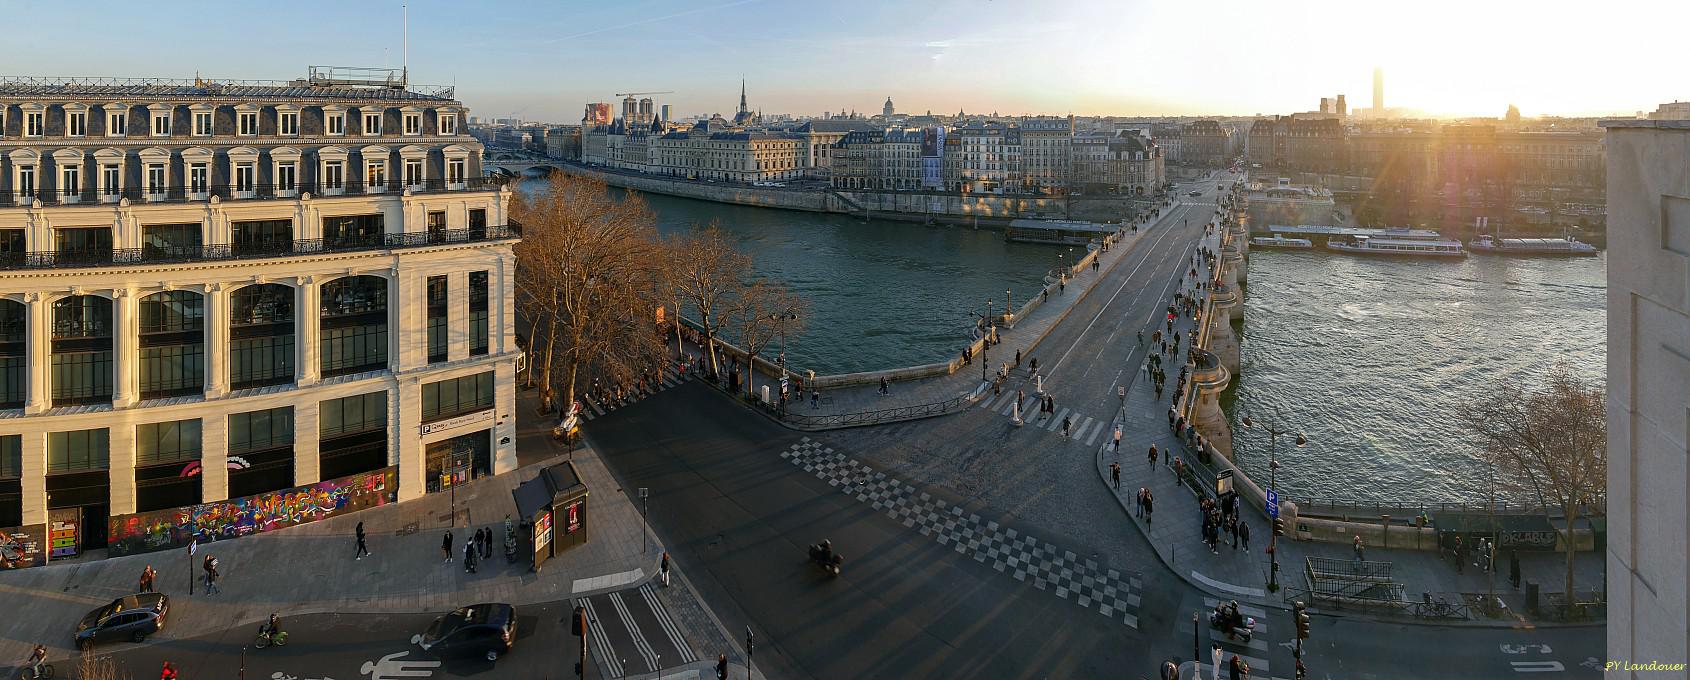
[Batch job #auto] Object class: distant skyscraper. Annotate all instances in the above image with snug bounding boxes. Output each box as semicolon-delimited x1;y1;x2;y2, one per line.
1336;94;1347;117
1372;67;1384;113
883;96;894;117
660;104;672;122
1319;97;1331;114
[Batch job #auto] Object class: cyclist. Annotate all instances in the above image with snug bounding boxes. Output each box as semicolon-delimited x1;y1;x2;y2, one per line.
25;644;46;678
259;613;282;643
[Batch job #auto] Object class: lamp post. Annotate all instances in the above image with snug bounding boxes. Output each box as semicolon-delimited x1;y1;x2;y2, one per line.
1241;413;1305;592
1005;289;1012;324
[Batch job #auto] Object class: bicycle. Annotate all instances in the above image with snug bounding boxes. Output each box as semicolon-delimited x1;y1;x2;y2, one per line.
17;664;54;680
253;630;289;649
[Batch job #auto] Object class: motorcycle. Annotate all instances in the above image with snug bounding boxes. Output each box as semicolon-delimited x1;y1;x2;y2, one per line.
1208;602;1255;642
807;542;843;576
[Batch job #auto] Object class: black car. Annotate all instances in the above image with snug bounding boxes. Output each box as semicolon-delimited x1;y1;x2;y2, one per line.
418;603;516;662
1188;190;1203;197
75;593;169;649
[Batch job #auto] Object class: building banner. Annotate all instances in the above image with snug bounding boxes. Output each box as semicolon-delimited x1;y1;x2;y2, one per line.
0;523;46;570
106;466;398;557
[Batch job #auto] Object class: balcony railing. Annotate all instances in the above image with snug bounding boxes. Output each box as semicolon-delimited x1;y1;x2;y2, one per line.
0;176;506;208
0;224;519;271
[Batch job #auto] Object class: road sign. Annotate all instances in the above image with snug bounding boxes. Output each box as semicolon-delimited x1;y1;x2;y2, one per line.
1266;489;1279;518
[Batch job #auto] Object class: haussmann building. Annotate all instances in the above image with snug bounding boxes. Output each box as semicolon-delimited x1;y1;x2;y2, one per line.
0;68;520;562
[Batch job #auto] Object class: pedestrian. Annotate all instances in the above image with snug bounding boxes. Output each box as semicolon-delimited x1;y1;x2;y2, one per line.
464;540;478;574
660;551;672;587
716;654;729;680
355;521;370;560
1239;519;1250;551
879;376;889;396
1229;652;1249;680
443;531;454;563
202;555;220;595
1211;643;1224;680
1227;515;1239;548
1110;463;1121;489
140;564;156;593
483;527;494;560
1509;550;1522;589
811;389;820;409
1113;424;1122;452
1144;490;1154;524
1353;535;1365;563
1092;259;1099;272
1147;444;1158;470
1162;659;1179;680
1042;289;1048;302
1059;280;1065;294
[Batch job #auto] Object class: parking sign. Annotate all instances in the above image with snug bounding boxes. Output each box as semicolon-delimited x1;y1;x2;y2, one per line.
1266;489;1279;518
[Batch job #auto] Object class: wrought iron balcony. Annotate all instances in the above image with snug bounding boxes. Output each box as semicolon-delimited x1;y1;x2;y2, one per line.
0;176;506;208
0;223;520;271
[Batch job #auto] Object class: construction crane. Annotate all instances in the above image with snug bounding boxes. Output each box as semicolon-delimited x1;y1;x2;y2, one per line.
615;91;673;98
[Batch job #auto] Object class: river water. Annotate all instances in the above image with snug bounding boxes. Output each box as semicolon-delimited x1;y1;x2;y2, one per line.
520;176;1064;374
1228;250;1607;504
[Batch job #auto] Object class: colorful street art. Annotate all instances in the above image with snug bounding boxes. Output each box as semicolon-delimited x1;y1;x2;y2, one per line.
0;524;45;569
106;467;397;558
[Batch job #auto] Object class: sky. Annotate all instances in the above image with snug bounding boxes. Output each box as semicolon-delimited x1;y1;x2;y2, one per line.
1;0;1681;122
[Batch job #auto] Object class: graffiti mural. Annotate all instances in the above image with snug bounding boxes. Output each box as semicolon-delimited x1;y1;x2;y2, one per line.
0;524;45;569
107;467;397;558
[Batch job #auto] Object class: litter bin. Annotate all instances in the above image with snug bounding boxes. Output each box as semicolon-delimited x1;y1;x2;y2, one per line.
1525;580;1540;614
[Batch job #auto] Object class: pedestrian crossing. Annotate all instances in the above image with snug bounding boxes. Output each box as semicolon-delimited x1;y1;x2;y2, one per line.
782;438;1145;628
1185;596;1293;680
977;389;1112;447
577;580;700;678
577;365;691;423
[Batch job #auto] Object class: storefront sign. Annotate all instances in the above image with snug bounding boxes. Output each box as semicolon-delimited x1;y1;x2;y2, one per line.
49;510;80;559
419;409;495;436
535;510;554;553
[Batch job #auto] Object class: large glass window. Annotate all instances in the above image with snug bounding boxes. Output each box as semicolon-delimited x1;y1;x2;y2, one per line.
232;219;293;257
138;291;205;399
230;407;293;455
51;296;113;407
427;276;448;363
1;435;18;479
320;276;388;376
142;224;203;260
469;271;489;356
230;284;295;390
47;428;109;473
420;371;495;422
322;214;384;251
320;391;387;438
55;227;112;266
136;419;201;466
0;300;22;408
319;391;388;480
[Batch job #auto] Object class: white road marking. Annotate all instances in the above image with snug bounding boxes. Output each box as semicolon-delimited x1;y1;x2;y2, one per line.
1044;218;1188;380
1048;407;1072;432
1190;570;1266;598
573;568;645;593
608;590;660;671
1084;420;1105;447
1510;661;1565;672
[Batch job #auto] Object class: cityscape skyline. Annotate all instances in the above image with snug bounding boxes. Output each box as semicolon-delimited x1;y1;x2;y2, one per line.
1;0;1680;122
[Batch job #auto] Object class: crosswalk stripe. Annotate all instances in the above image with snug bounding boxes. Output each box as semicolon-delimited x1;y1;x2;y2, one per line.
608;590;660;671
1085;420;1105;447
639;582;699;663
1072;418;1095;443
577;598;624;678
1047;407;1071;432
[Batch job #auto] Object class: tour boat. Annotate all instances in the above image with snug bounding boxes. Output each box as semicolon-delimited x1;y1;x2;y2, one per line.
1467;234;1598;257
1249;235;1313;249
1325;235;1467;258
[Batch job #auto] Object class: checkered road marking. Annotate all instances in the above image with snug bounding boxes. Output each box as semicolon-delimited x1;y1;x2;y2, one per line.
782;438;1143;628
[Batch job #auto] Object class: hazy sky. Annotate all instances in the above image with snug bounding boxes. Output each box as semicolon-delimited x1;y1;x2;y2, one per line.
2;0;1679;121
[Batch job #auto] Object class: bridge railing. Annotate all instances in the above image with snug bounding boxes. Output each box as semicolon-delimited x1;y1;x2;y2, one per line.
776;395;969;431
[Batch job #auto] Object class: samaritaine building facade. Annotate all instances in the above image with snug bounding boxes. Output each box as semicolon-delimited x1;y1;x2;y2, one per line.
0;70;519;556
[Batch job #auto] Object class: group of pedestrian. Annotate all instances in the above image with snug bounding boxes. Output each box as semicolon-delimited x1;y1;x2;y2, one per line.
1038;394;1057;422
138;564;157;593
1198;492;1249;555
1212;643;1251;680
1136;487;1156;523
201;554;221;594
877;376;891;396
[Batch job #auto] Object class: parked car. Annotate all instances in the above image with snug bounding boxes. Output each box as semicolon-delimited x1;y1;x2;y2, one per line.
418;603;517;662
75;593;169;649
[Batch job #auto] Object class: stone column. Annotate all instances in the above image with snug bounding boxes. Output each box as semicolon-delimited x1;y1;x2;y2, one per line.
293;398;321;487
395;378;424;502
492;360;517;476
393;269;423;370
1189;350;1234;459
107;422;137;515
201;411;229;502
296;276;319;386
111;287;138;408
204;282;230;398
19;431;47;526
448;270;469;361
1208;289;1241;377
497;252;516;355
24;293;49;414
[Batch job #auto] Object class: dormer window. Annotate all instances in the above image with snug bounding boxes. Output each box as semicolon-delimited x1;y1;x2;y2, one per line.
325;109;345;136
278;110;298;136
23;105;44;137
106;105;128;137
192;106;214;136
238;109;259;136
66;109;87;137
362;110;382;136
438;113;458;135
151;106;172;136
403;112;421;136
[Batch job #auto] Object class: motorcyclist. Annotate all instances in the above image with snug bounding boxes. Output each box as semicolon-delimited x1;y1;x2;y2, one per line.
26;644;46;678
259;613;282;641
815;539;833;562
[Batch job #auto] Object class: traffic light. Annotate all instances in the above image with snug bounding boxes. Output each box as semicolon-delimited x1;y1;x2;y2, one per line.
1274;518;1286;536
572;606;586;637
1294;601;1311;640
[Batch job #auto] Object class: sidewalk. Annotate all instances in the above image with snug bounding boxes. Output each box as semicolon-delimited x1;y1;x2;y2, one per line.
0;389;741;675
1093;218;1605;624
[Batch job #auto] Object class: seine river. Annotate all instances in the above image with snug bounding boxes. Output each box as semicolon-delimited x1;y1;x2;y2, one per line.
521;176;1063;374
1228;250;1607;504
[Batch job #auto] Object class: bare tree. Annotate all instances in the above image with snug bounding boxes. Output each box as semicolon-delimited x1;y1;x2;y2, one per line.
77;651;132;680
1458;368;1606;604
513;174;669;412
727;279;808;399
666;224;750;378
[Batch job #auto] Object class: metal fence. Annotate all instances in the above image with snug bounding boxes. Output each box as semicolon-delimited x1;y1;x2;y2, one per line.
778;395;968;430
0;176;504;209
0;225;519;271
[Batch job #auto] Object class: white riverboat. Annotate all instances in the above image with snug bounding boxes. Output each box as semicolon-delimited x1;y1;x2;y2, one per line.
1249;235;1313;249
1467;234;1598;257
1325;235;1467;258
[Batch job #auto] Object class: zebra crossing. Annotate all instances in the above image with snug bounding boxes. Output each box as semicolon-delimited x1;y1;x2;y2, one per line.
976;388;1115;447
781;438;1145;628
1190;596;1293;680
576;366;691;422
577;581;700;677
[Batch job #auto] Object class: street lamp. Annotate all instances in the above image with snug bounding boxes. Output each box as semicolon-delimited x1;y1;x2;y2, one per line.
1240;413;1306;592
768;311;799;379
1005;289;1012;324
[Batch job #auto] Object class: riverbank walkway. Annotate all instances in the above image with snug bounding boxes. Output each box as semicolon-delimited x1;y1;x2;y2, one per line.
1091;211;1604;626
0;388;765;680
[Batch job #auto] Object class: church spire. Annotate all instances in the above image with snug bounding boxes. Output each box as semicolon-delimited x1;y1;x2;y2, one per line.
739;78;748;115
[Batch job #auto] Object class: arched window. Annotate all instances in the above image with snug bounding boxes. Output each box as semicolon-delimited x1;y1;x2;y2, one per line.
0;299;24;408
320;276;388;376
138;291;204;399
51;295;113;406
230;284;295;390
